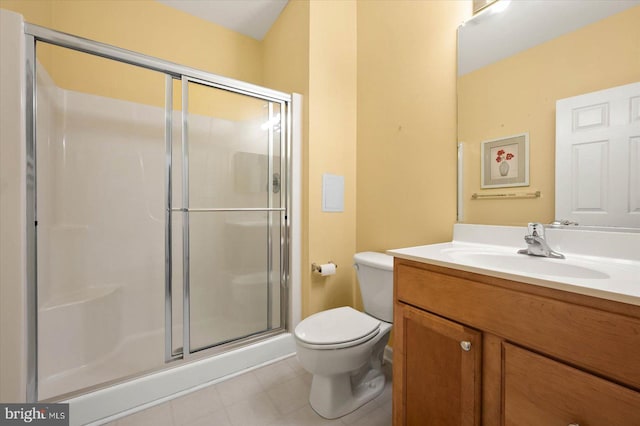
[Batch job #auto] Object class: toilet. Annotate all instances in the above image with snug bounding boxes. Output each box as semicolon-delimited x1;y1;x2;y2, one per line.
294;252;394;419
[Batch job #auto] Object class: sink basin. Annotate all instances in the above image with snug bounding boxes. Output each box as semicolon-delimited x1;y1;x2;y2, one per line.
446;250;610;280
387;224;640;306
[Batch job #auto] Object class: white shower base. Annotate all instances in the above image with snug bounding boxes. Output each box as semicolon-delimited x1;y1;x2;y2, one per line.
67;332;296;426
38;284;275;401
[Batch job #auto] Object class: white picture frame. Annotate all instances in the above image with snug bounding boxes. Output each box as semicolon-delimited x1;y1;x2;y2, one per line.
480;133;530;188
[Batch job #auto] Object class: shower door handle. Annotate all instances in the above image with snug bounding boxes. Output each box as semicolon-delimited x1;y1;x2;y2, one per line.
273;172;281;193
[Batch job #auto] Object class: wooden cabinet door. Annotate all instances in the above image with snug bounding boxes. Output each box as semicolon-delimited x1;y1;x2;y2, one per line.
393;303;482;426
504;343;640;426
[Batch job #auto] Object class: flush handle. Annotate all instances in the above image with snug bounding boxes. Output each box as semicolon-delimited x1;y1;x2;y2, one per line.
460;341;472;352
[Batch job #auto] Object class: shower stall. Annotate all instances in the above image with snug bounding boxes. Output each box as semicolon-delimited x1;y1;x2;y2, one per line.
18;21;298;421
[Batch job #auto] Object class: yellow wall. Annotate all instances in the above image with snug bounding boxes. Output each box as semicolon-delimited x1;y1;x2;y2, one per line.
264;0;358;318
305;0;358;316
0;0;51;26
1;0;263;120
261;0;468;318
356;0;470;255
459;6;640;225
263;0;309;96
50;0;262;86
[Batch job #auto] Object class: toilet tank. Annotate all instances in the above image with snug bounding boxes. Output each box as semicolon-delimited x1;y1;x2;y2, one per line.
354;252;394;323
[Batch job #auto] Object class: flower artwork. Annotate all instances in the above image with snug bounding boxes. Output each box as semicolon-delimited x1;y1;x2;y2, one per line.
496;149;514;177
496;149;514;163
488;143;519;180
481;133;529;188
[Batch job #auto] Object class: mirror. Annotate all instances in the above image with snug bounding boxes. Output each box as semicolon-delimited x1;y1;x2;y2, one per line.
457;0;640;228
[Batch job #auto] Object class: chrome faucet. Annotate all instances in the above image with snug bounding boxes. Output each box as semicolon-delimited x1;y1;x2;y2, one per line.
517;223;565;259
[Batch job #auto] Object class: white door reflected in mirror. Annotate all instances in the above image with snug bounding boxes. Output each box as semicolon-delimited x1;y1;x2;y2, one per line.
555;82;640;228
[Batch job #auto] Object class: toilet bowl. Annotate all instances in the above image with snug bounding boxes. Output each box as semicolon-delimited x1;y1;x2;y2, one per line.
294;252;394;419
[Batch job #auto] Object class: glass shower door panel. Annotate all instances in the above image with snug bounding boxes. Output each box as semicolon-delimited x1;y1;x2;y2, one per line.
189;211;281;351
185;81;284;352
35;43;167;399
186;82;281;209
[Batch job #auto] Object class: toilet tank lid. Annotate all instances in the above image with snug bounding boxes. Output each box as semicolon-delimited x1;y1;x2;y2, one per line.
354;252;394;271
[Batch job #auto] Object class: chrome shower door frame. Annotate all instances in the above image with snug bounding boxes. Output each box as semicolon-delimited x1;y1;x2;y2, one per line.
24;23;291;402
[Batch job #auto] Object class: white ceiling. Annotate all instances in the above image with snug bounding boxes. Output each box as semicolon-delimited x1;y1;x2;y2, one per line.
156;0;288;40
458;0;640;76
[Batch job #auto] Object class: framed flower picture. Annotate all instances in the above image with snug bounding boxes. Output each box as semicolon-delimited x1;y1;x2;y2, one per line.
480;133;529;188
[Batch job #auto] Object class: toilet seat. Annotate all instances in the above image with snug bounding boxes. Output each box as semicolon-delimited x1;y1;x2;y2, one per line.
295;306;381;350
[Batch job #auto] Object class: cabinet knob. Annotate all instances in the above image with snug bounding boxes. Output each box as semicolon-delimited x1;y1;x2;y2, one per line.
460;341;472;351
568;424;580;426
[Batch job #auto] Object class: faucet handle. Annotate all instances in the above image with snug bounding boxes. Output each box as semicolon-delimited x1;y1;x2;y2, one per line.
527;222;545;238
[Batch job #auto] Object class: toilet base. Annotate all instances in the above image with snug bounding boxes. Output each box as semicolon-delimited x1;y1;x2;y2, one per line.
309;367;386;419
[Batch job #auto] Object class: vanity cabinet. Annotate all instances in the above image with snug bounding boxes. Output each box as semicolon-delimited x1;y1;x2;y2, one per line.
396;304;481;425
392;258;640;426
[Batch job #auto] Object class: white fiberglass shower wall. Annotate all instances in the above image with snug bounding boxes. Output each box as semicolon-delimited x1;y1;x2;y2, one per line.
29;30;292;405
35;47;168;399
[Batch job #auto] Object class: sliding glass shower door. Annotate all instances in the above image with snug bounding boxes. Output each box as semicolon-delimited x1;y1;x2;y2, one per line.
173;78;286;356
29;31;289;401
34;42;169;399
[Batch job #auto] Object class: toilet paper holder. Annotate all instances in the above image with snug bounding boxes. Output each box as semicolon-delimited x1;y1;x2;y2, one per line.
311;262;338;274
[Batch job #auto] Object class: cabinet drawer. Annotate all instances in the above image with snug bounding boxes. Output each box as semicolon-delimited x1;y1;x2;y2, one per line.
504;343;640;426
395;261;640;389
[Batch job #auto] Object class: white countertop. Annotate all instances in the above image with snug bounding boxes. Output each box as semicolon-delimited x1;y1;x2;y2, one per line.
387;224;640;306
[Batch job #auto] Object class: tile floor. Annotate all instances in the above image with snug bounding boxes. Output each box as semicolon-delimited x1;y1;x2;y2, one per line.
102;355;392;426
